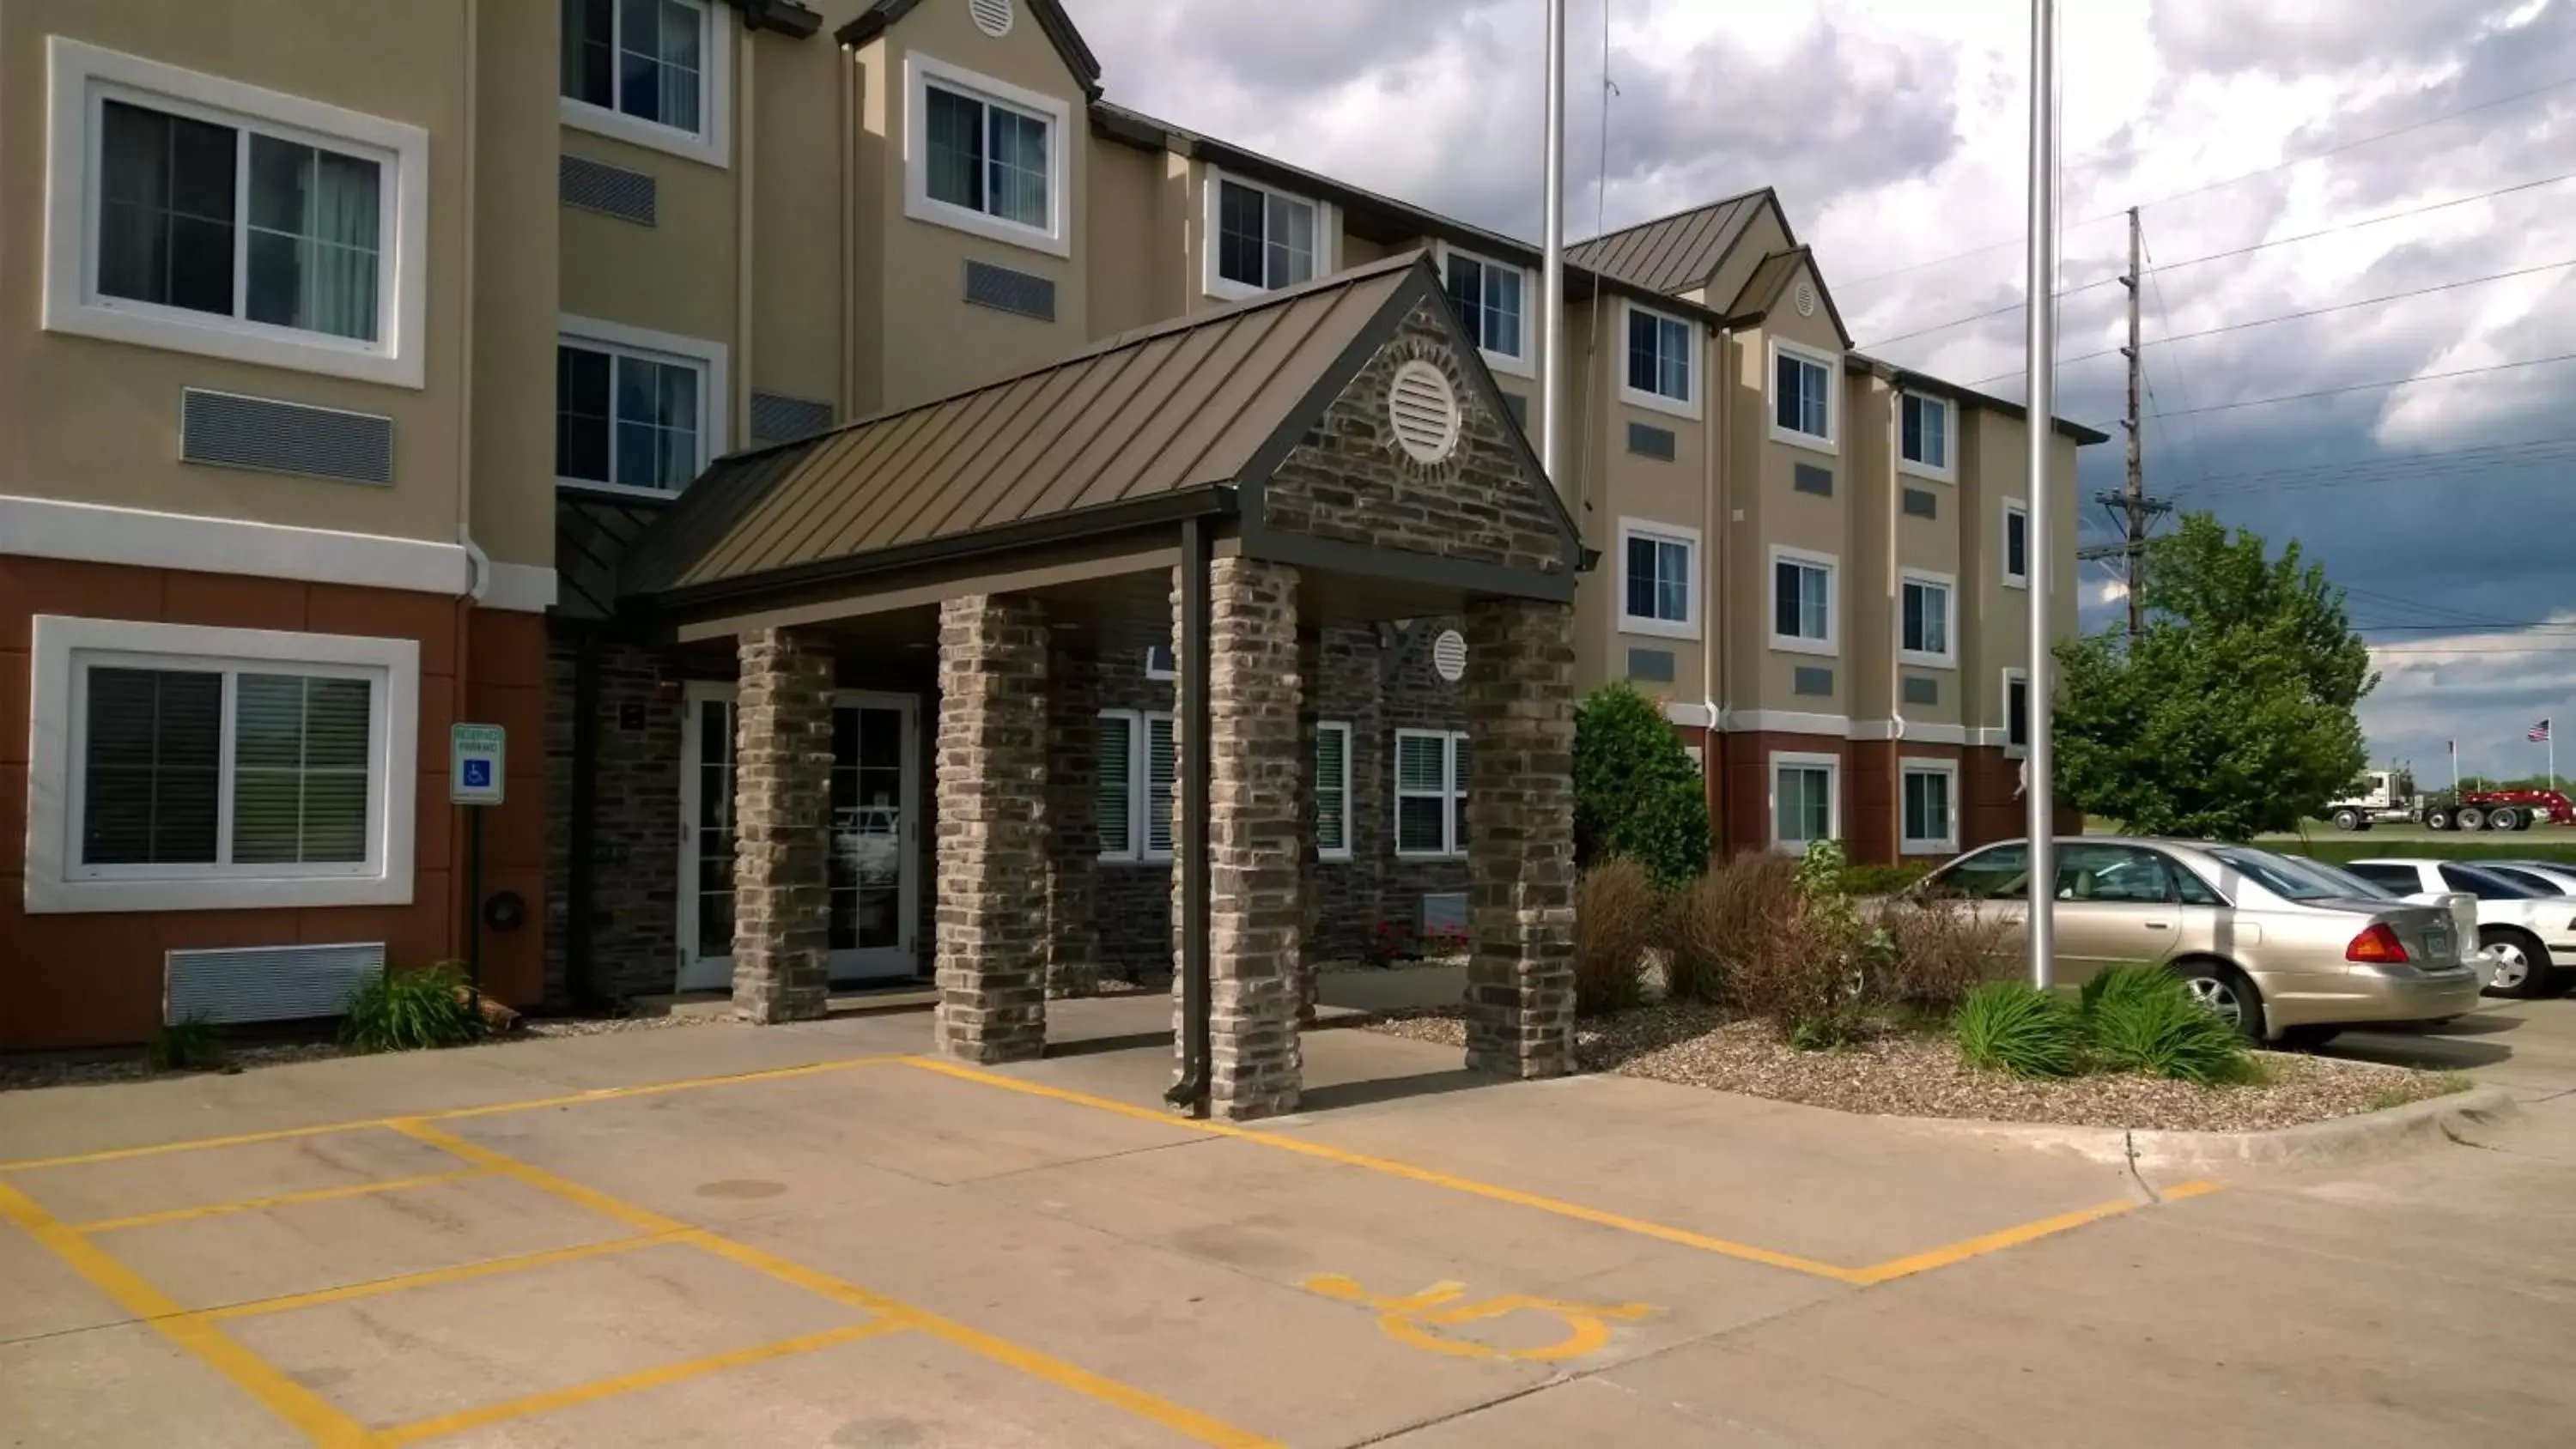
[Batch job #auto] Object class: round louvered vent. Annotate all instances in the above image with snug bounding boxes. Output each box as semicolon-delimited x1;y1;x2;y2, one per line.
1432;629;1468;682
1794;281;1818;317
1388;360;1461;464
969;0;1014;38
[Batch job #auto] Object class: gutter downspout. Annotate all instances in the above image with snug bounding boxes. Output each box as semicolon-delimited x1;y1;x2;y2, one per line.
1702;323;1722;771
839;40;859;417
735;23;756;443
1163;517;1213;1117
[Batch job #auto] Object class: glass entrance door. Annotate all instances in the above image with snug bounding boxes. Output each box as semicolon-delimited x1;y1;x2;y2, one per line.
677;687;919;992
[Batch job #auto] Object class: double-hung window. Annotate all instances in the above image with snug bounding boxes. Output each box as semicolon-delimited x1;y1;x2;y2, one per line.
1097;711;1177;862
27;617;418;913
46;39;427;386
1901;761;1957;855
1771;754;1839;852
2003;500;2031;588
1315;722;1353;860
560;0;728;163
1899;571;1955;667
2003;670;2031;755
556;321;725;495
1770;339;1837;449
1900;393;1953;476
1209;173;1322;296
1771;548;1837;654
1622;302;1696;415
1443;248;1527;372
1395;730;1469;858
1619;520;1698;639
904;57;1067;253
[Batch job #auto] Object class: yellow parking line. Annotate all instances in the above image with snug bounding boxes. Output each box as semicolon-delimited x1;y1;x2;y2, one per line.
0;1054;908;1173
390;1120;1281;1449
370;1320;907;1446
205;1234;674;1322
1847;1182;2221;1286
0;1176;374;1447
70;1168;490;1234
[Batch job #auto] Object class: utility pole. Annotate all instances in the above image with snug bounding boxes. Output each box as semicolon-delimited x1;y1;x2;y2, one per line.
2079;205;2171;637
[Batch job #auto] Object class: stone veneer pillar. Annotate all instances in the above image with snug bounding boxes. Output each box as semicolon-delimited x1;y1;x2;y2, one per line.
1045;643;1103;998
933;595;1051;1062
1461;597;1578;1078
731;627;834;1024
1173;558;1305;1119
1295;628;1322;1025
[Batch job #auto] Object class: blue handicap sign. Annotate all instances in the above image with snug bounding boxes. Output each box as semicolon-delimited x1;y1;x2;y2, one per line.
462;759;493;789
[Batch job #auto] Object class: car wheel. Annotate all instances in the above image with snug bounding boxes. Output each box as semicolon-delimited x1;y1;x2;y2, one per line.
2488;807;2521;832
2276;1024;2343;1050
2332;809;2362;831
2458;805;2488;832
2479;928;2555;999
2172;960;2263;1041
2427;807;2456;831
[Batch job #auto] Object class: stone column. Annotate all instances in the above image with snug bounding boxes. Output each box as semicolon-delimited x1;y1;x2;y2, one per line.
1045;644;1103;997
933;595;1051;1063
1461;597;1578;1079
1174;558;1305;1119
732;627;833;1024
1295;628;1322;1024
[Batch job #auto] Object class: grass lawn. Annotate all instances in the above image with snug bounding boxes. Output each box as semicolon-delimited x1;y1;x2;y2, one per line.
2257;826;2576;866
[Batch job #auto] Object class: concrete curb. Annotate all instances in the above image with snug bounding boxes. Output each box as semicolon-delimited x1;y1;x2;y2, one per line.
1898;1086;2523;1173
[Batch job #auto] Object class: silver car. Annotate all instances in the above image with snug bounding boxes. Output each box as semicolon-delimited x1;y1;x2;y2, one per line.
1917;837;2486;1046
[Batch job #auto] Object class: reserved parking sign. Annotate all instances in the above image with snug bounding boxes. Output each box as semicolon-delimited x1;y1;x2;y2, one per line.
451;724;506;806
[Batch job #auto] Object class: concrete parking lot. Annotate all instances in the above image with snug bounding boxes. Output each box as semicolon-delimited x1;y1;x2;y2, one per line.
3;994;2573;1447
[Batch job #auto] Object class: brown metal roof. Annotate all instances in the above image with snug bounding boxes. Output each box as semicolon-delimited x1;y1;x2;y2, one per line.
623;254;1423;597
1722;246;1855;349
1566;191;1769;296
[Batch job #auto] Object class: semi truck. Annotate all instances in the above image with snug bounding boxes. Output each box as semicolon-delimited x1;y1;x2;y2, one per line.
2321;769;2576;832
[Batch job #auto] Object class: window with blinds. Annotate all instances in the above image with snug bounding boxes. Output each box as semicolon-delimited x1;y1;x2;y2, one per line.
1097;710;1176;862
1144;714;1176;858
1096;712;1134;858
1315;721;1352;858
76;663;380;876
1395;729;1469;858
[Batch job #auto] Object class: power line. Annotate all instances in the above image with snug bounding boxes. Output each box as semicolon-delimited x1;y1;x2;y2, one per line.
2170;434;2576;489
2167;443;2576;499
1839;73;2576;290
2357;621;2576;633
2337;583;2537;630
2090;351;2576;426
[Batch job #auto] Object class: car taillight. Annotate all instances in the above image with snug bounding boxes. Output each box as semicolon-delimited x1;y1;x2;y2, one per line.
2347;923;2409;964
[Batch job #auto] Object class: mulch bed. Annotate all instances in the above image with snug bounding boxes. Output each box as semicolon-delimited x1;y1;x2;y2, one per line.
0;1011;713;1093
1365;1003;2465;1132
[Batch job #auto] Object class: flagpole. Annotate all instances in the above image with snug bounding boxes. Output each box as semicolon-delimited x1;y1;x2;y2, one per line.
1537;0;1567;488
2023;0;2058;991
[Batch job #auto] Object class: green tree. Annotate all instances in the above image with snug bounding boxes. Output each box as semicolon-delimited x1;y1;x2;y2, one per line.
1572;682;1710;886
2054;513;2373;840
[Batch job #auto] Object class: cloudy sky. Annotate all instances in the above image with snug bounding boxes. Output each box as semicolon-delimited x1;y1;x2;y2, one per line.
1064;0;2576;784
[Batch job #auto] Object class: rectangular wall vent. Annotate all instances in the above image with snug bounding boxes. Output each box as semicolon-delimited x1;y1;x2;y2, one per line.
1417;891;1468;942
1902;675;1940;706
1625;421;1676;461
750;391;835;445
180;388;394;484
1902;486;1938;518
1793;665;1835;697
560;154;657;225
1626;647;1675;682
963;259;1057;321
1793;463;1834;497
165;942;386;1026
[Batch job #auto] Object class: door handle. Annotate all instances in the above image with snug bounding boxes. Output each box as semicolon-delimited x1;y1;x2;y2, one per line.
2144;922;2169;930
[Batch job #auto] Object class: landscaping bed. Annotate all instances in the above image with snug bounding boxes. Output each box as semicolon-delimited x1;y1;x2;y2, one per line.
1364;1003;2466;1131
0;1008;709;1093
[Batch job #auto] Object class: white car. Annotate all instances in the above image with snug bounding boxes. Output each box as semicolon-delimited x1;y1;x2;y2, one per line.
2482;859;2576;896
2344;858;2576;998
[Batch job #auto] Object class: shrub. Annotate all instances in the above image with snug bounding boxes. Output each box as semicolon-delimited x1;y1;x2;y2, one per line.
1573;682;1710;888
1662;852;1801;1004
1573;858;1662;1016
150;1013;227;1072
1730;842;1877;1048
343;964;484;1054
1877;897;2015;1015
2081;964;2256;1084
1953;981;2085;1077
1842;863;1930;898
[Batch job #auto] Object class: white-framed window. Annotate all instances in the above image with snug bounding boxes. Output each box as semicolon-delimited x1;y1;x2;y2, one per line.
42;38;429;388
1204;167;1333;300
560;0;732;167
1899;392;1954;480
1900;759;1959;855
556;316;729;497
1097;709;1177;862
2002;668;2030;758
1899;569;1957;669
1394;729;1470;858
1440;245;1529;376
1619;300;1698;417
1769;545;1838;656
2002;500;2031;589
25;616;419;914
1618;518;1700;640
1769;337;1839;452
1316;720;1354;861
1143;642;1177;682
903;53;1069;256
1771;751;1841;852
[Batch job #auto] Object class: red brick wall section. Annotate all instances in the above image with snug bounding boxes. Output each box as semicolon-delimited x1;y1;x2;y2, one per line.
0;557;546;1050
1847;741;1897;867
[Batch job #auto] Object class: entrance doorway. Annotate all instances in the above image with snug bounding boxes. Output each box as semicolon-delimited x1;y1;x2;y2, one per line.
676;683;920;992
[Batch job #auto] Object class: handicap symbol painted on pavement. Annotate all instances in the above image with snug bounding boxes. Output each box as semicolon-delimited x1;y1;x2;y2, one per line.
1300;1274;1655;1363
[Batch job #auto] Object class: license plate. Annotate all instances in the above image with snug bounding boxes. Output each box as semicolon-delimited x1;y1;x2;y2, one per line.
2427;924;2451;958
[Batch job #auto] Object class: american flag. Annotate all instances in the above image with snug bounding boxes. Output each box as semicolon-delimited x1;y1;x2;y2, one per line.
2532;719;2555;743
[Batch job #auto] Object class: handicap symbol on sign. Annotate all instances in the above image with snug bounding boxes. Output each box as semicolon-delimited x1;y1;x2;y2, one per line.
462;760;493;789
1300;1274;1655;1363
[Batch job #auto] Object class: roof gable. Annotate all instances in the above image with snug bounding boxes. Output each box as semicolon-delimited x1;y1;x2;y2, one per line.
1723;247;1852;349
839;0;1102;99
1566;188;1775;296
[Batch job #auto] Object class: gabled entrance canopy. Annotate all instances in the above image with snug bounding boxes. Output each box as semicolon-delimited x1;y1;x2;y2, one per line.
617;252;1587;640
